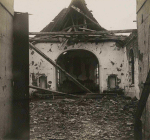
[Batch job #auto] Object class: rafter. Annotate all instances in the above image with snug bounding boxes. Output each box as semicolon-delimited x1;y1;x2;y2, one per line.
62;17;70;30
71;5;102;29
70;14;77;31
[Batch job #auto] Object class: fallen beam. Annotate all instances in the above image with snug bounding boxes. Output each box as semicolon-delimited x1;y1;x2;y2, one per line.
29;85;80;98
29;29;137;36
29;43;92;93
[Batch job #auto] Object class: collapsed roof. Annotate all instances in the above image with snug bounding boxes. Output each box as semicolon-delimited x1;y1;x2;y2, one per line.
31;0;129;44
41;0;106;32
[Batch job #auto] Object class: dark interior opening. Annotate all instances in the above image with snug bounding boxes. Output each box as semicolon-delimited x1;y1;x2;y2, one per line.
39;75;47;89
108;74;117;89
56;50;99;94
129;49;134;85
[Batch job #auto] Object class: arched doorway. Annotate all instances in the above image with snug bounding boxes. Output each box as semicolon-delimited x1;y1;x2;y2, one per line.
56;50;99;94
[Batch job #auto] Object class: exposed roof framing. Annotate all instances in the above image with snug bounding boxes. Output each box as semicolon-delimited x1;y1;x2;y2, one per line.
71;5;102;29
31;0;137;43
40;0;106;33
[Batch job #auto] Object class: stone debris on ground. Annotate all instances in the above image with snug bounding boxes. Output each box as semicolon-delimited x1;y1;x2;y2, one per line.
30;95;138;140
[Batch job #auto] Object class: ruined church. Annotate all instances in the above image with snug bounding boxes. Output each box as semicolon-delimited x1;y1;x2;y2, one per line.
1;0;150;139
29;0;139;98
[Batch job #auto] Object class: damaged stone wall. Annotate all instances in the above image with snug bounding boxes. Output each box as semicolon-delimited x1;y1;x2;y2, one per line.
136;0;150;139
0;0;14;138
123;34;140;99
30;41;129;93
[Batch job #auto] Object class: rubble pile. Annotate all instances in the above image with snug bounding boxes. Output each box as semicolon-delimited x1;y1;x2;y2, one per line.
30;95;138;140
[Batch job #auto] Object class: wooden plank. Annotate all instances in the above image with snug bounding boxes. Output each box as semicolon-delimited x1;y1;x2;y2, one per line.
71;5;102;29
29;29;136;35
29;85;80;98
29;43;93;93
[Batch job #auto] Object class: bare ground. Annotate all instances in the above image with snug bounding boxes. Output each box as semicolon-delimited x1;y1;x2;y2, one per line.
30;95;138;140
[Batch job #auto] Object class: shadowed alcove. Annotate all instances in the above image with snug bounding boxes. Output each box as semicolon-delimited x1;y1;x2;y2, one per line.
56;49;99;94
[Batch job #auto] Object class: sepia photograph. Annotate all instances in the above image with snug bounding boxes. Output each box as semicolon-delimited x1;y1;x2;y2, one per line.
0;0;150;139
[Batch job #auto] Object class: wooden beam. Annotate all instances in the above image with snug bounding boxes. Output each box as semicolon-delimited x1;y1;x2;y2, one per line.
29;36;127;42
29;85;80;98
79;27;96;32
70;15;77;32
62;17;70;30
83;17;87;30
29;38;126;42
29;43;92;93
29;38;60;43
29;29;137;35
71;5;102;29
60;27;72;48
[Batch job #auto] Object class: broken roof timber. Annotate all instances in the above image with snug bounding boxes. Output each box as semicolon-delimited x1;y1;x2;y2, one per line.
29;29;136;35
71;5;102;29
29;85;80;98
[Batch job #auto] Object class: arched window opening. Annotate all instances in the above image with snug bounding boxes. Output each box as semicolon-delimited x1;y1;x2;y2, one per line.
129;49;134;85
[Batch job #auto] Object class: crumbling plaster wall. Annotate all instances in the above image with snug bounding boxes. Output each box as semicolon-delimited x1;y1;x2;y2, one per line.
123;37;140;99
29;41;130;93
0;0;14;138
137;0;150;139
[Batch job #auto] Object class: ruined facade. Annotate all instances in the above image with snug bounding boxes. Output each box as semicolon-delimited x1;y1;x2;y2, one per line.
136;0;150;139
30;41;126;93
29;0;139;99
124;32;140;98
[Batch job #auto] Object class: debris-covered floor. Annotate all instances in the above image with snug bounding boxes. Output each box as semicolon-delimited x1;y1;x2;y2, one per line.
30;95;138;140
